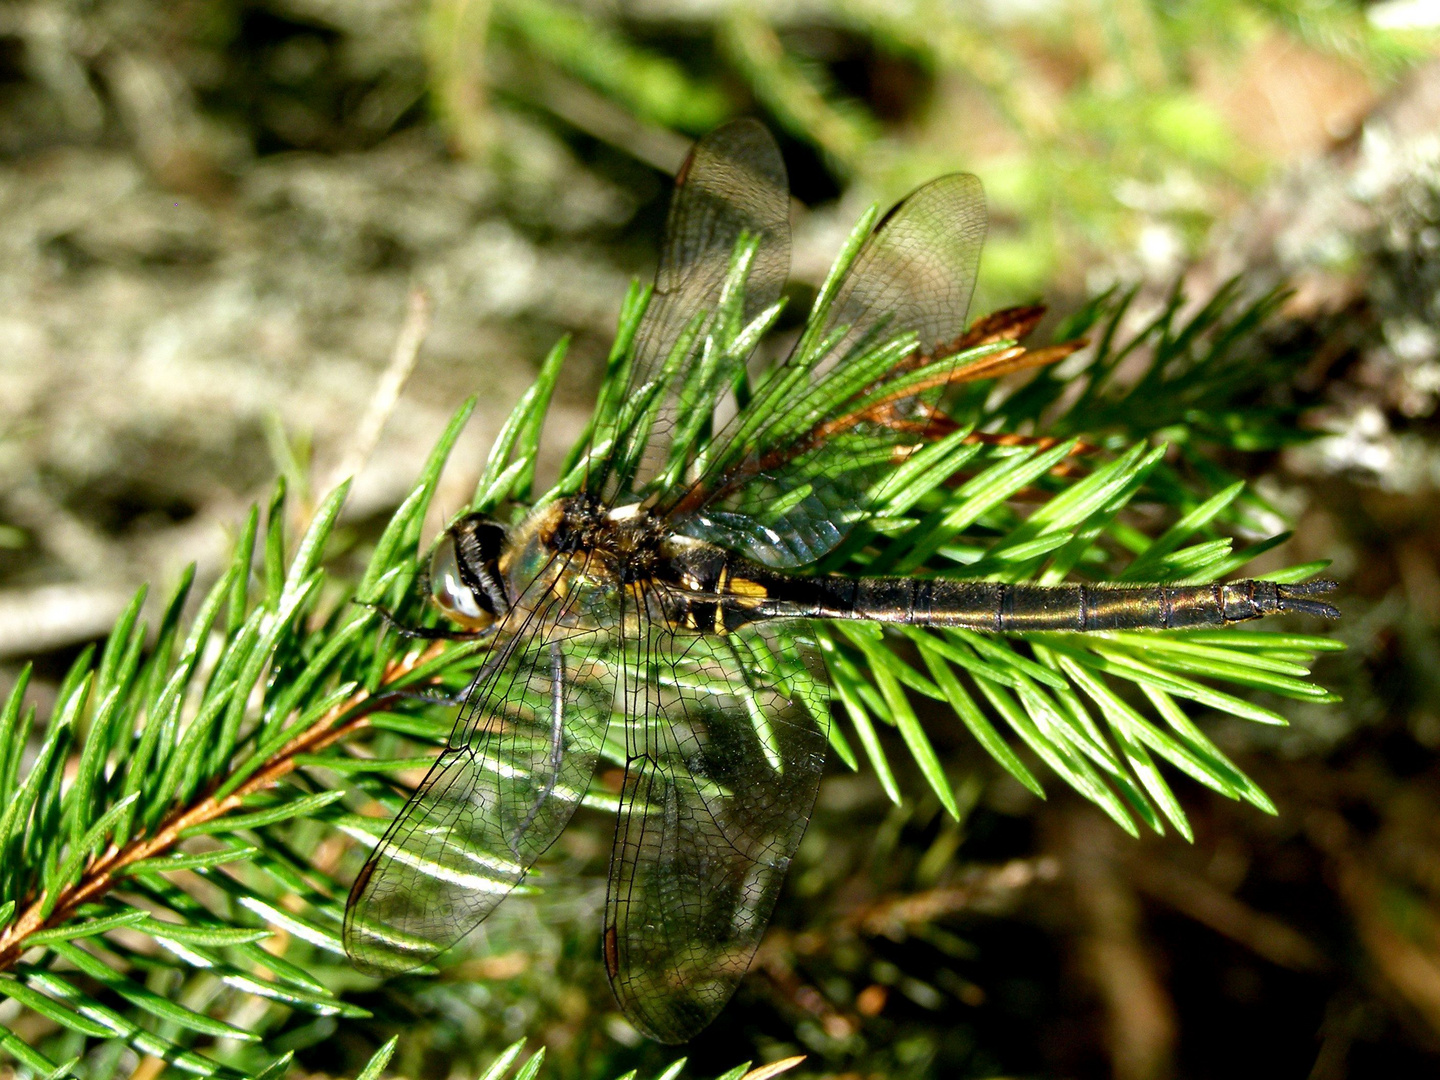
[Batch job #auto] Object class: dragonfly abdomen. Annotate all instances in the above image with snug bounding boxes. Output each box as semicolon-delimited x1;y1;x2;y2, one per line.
657;542;1337;633
766;575;1339;631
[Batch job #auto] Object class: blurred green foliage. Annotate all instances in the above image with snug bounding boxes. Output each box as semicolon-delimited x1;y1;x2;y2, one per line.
438;0;1433;301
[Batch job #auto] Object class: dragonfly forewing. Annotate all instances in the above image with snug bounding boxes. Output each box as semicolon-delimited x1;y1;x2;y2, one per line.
344;604;618;975
596;118;791;500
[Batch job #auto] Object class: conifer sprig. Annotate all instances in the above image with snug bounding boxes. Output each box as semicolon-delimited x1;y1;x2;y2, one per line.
0;213;1339;1075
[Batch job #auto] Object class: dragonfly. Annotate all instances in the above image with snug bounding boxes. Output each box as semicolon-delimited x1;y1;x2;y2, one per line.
343;119;1339;1043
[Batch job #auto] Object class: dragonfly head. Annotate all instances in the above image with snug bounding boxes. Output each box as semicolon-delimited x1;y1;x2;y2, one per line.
428;514;510;630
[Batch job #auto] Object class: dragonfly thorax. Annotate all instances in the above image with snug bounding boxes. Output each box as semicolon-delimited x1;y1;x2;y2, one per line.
541;497;667;585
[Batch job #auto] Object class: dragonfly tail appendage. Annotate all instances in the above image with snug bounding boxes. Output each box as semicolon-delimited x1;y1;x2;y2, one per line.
1274;578;1341;620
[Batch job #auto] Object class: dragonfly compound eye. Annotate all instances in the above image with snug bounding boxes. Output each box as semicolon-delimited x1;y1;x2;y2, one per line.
428;516;510;629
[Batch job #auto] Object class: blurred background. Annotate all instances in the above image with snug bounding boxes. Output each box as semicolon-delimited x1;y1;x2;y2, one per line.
1;1;1440;1077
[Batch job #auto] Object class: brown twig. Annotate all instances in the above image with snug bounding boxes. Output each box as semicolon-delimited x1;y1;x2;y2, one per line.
1128;853;1329;973
1065;808;1177;1080
0;642;446;973
1307;804;1440;1041
753;927;863;1040
951;305;1048;351
850;856;1062;940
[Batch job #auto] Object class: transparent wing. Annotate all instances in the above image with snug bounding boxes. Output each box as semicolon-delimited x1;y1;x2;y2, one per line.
828;172;988;357
344;573;617;975
669;173;988;567
589;118;790;501
604;603;829;1043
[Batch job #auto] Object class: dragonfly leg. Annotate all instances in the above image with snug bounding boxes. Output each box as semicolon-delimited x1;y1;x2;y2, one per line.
358;605;496;707
354;600;491;641
384;685;474;707
510;641;566;854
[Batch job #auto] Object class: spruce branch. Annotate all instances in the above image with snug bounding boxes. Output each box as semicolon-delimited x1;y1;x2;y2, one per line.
0;643;442;974
0;399;489;1076
0;205;1342;1074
